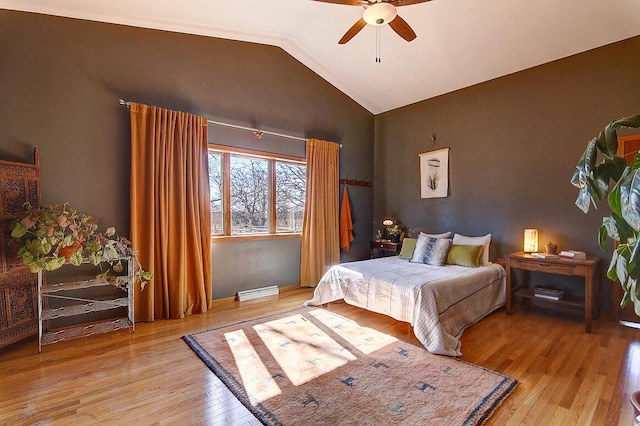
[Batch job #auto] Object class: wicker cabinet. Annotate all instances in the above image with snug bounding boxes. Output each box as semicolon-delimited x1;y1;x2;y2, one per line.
0;149;41;348
37;258;135;352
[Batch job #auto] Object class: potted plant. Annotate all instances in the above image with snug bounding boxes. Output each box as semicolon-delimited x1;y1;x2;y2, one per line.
11;202;152;290
83;227;153;290
570;114;640;316
10;202;98;272
383;219;406;243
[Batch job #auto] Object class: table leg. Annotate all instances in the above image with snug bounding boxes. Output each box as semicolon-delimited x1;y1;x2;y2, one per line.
506;259;512;314
585;273;593;333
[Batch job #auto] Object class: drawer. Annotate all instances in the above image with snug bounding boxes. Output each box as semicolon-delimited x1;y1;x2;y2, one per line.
372;242;396;250
519;261;576;275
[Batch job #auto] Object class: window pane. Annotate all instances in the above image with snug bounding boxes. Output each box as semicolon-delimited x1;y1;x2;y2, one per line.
275;161;306;233
208;152;224;235
230;156;270;235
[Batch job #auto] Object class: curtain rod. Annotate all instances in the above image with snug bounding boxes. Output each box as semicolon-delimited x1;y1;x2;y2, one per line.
118;99;342;146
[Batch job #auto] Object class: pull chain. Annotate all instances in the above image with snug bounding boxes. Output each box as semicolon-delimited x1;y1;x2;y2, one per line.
375;26;381;63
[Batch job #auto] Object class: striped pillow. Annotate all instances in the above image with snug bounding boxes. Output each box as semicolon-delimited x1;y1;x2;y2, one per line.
409;233;452;266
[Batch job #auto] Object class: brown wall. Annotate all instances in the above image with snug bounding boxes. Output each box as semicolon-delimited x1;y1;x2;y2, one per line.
0;10;374;299
374;35;640;312
4;9;638;309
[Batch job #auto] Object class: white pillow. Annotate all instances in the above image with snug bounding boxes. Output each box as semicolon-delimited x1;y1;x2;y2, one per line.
420;231;452;239
452;233;491;266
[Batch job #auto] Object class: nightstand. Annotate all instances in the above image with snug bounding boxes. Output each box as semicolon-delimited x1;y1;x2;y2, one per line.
370;240;402;258
505;251;599;332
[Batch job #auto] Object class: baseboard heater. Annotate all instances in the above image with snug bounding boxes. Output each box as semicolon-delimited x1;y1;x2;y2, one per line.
237;285;279;302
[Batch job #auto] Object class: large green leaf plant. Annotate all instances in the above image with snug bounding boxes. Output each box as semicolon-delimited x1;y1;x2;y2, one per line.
571;114;640;316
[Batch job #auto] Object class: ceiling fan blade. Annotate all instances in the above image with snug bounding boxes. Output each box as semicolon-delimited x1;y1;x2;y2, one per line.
388;15;417;41
312;0;430;6
392;0;431;6
339;18;367;44
312;0;363;5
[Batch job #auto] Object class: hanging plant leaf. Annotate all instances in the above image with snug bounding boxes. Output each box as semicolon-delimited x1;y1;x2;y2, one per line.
596;126;618;160
44;256;65;271
599;221;612;251
611;114;640;129
69;251;83;266
113;260;124;273
10;222;27;239
590;163;613;201
617;167;640;231
571;138;597;190
598;157;627;185
616;250;628;285
574;186;593;214
629;237;640;280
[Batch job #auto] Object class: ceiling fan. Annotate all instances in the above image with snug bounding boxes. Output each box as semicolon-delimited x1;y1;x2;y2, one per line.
314;0;431;44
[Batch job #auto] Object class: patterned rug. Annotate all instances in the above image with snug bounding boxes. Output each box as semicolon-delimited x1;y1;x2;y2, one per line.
183;307;517;425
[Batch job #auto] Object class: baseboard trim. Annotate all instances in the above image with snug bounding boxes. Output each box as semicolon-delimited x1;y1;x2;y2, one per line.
237;285;279;302
211;284;303;307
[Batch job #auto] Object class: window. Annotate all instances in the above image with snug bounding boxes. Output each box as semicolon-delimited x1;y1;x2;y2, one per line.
208;145;306;238
275;161;306;233
208;153;223;234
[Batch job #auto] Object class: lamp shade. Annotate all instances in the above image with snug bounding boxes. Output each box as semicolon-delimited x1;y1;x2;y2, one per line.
523;229;538;253
382;219;394;226
363;2;397;26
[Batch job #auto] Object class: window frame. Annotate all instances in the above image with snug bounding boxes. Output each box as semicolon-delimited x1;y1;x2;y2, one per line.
208;144;306;241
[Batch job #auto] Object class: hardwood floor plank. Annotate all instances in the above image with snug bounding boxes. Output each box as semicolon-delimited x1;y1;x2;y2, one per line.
574;374;606;425
1;288;639;425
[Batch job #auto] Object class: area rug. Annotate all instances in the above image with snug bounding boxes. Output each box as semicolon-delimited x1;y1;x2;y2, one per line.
183;307;517;425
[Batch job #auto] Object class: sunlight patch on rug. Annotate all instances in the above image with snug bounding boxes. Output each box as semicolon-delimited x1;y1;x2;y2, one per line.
225;328;283;403
308;308;397;355
254;313;357;387
183;308;517;425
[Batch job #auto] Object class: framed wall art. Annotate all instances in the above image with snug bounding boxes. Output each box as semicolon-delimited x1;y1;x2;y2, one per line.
419;147;449;198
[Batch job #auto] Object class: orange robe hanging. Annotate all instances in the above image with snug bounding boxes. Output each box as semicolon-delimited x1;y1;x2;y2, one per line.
339;184;354;251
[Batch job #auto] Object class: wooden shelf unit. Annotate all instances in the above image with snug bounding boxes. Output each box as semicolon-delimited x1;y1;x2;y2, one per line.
513;287;584;309
37;258;135;352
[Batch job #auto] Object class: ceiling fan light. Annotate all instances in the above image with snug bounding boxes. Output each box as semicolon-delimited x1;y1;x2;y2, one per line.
363;3;397;26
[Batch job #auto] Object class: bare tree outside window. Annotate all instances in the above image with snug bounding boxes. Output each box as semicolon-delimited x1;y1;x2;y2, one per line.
208;148;306;237
276;161;306;232
208;153;223;234
230;156;269;234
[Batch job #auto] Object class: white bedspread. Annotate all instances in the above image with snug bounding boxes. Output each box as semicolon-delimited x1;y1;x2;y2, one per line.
304;256;506;356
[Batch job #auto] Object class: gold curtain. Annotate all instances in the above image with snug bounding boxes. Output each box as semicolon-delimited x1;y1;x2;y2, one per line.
129;102;212;321
300;139;340;287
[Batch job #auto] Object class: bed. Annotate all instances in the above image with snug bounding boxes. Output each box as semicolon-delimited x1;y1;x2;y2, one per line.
304;233;506;357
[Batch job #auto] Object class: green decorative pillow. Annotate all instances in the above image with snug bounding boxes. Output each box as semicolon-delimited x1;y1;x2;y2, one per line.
452;233;492;266
446;244;484;267
399;238;417;259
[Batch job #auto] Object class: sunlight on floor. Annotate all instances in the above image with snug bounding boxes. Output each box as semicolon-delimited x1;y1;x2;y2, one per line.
224;309;397;405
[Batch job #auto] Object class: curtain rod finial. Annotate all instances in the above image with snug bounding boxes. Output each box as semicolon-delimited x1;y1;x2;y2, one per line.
118;99;131;108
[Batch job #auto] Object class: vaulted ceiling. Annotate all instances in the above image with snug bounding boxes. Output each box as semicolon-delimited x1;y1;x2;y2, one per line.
2;0;640;114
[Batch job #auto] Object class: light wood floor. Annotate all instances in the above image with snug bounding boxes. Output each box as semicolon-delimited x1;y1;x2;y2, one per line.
1;287;639;425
